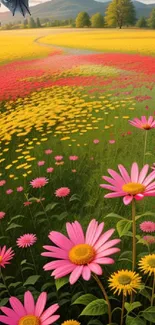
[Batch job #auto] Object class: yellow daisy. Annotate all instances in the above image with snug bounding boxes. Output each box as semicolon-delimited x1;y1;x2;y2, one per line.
109;270;141;296
61;321;80;325
139;254;155;276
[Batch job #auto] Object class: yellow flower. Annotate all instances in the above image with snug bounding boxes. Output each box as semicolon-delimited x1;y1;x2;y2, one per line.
139;254;155;276
109;270;141;296
61;321;80;325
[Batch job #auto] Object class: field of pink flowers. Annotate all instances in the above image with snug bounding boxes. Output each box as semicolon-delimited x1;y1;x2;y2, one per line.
0;31;155;325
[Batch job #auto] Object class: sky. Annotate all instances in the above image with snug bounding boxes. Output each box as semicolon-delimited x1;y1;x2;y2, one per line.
0;0;155;14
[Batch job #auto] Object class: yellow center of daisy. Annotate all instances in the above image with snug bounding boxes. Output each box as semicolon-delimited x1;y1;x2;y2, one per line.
18;316;40;325
61;321;80;325
118;275;131;285
147;257;155;268
69;244;95;265
0;256;3;263
142;124;151;130
122;182;145;195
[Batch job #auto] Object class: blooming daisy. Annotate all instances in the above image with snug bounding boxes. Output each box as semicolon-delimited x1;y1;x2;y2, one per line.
69;156;79;161
100;162;155;205
0;291;60;325
55;156;63;161
38;161;45;166
140;221;155;233
17;234;37;248
0;246;14;268
129;116;155;130
0;180;6;186
47;167;54;173
109;270;141;296
139;254;155;276
17;186;24;192
55;187;70;198
42;219;120;285
45;149;53;155
30;177;48;189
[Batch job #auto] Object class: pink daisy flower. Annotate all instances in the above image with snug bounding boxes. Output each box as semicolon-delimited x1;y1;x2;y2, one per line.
0;180;6;187
17;234;37;248
140;221;155;233
24;201;32;207
42;219;120;285
55;187;70;198
129;116;155;130
143;235;155;244
0;246;14;268
45;149;53;155
93;139;100;144
17;186;24;192
100;162;155;205
55;156;63;161
109;140;115;144
6;189;13;195
30;177;48;189
47;167;54;173
0;291;60;325
0;212;5;220
69;156;79;161
38;161;45;166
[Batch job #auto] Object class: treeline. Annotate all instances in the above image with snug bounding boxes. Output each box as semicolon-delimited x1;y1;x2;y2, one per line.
2;0;155;30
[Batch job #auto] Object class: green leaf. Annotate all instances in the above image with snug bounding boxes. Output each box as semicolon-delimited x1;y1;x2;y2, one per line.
23;275;40;286
88;320;103;325
0;298;9;307
0;283;6;289
126;316;146;325
116;220;131;237
135;212;155;221
139;288;151;301
142;307;155;322
8;215;25;225
21;259;27;265
125;301;142;313
80;299;108;316
6;223;22;231
41;282;55;291
45;203;58;212
8;282;22;289
34;211;46;218
72;294;97;305
69;194;81;202
55;277;69;291
105;213;126;220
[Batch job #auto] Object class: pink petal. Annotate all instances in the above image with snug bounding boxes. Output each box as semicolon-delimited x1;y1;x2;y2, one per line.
0;307;18;319
35;292;47;317
100;184;117;191
94;257;115;264
69;265;83;284
91;222;104;246
104;192;125;198
138;164;149;183
66;222;82;245
96;247;120;258
42;246;69;259
88;263;103;275
118;164;130;183
48;232;73;250
0;316;17;325
146;181;155;191
107;169;124;185
148;116;154;125
102;176;122;188
131;162;139;183
97;239;121;253
82;266;91;281
9;297;26;317
41;304;59;322
72;221;85;244
24;291;35;315
42;315;60;325
52;264;75;278
43;260;69;271
85;220;98;245
135;194;144;201
143;171;155;186
123;195;133;205
94;229;115;250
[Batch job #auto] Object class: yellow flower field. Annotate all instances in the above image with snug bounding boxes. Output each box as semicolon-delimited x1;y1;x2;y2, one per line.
41;29;155;55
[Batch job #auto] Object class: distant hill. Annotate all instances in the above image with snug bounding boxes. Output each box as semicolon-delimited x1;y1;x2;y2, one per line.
0;0;155;24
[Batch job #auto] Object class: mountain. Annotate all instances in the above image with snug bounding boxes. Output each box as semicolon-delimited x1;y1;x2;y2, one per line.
0;0;155;24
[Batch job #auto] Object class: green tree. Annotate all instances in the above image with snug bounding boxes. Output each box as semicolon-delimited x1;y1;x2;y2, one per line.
91;13;104;28
105;0;136;29
136;16;147;28
148;9;155;29
76;12;91;28
28;17;36;28
36;17;41;28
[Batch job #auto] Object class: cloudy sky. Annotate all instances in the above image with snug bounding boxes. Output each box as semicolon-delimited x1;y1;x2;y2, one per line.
0;0;155;13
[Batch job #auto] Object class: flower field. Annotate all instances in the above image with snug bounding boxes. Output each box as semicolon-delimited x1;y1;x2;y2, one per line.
0;29;155;325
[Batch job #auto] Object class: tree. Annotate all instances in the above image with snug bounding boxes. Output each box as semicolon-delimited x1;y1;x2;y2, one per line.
36;17;41;28
28;17;36;28
91;13;104;28
76;12;91;28
148;9;155;29
136;16;147;28
105;0;136;29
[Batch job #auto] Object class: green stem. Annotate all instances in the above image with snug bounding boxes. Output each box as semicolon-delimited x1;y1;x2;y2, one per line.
151;272;155;307
0;268;10;296
120;294;125;325
143;131;148;165
93;274;112;324
30;247;38;274
132;199;136;271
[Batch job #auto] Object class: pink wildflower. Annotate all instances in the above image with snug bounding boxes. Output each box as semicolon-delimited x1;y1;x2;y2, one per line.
47;167;54;173
0;212;5;220
38;161;45;166
93;139;100;144
143;235;155;244
6;189;13;195
17;234;37;248
0;180;6;187
129;116;155;130
17;186;24;192
24;201;32;207
69;156;79;161
45;149;53;155
30;177;48;189
55;156;63;161
55;187;70;198
140;221;155;233
0;246;14;268
109;140;115;144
